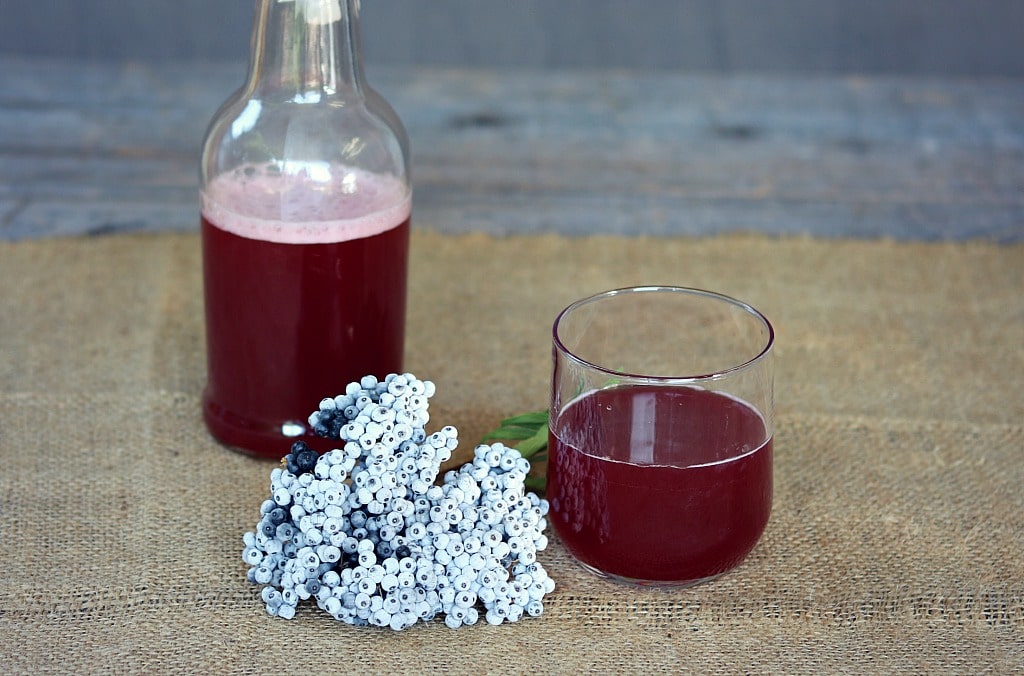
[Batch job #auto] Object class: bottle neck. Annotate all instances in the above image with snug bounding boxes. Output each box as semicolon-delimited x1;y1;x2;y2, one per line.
246;0;365;100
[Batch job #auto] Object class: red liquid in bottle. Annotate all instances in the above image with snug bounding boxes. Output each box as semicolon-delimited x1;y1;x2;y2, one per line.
548;385;772;584
201;165;410;458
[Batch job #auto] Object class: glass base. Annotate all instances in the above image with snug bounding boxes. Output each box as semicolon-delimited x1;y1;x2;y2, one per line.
573;559;733;589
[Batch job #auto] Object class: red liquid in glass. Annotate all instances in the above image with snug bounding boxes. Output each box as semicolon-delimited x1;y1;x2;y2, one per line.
548;385;772;584
201;166;410;458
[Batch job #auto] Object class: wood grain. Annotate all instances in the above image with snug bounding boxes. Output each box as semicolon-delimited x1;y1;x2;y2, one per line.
3;1;1024;77
0;57;1021;241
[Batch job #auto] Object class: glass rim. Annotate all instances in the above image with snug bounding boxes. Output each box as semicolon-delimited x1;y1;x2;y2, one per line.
552;285;775;383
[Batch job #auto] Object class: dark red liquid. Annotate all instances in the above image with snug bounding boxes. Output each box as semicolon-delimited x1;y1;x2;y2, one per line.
201;216;409;458
548;385;772;584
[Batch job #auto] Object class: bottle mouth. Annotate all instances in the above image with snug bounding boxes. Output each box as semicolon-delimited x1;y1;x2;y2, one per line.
282;0;344;26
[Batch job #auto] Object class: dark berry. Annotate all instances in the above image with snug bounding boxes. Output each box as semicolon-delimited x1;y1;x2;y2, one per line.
295;449;319;473
313;423;330;437
305;578;321;595
261;521;276;538
395;545;412;559
290;441;310;454
268;507;287;525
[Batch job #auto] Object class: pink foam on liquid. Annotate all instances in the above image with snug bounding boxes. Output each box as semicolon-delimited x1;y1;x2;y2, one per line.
201;164;411;244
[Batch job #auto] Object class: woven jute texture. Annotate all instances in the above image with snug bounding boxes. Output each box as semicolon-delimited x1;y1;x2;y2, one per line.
1;231;1022;674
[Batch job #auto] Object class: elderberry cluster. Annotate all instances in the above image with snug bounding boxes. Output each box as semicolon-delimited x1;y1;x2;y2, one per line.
242;373;554;629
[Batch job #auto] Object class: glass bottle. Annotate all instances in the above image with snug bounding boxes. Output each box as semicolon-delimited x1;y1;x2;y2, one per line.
200;0;411;459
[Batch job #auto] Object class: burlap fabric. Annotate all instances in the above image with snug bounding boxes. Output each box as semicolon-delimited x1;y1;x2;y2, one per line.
1;231;1021;673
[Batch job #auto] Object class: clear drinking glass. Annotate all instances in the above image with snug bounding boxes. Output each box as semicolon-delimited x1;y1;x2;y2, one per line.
547;286;775;587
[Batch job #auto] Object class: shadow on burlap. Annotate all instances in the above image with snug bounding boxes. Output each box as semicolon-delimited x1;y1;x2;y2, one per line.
1;231;1022;673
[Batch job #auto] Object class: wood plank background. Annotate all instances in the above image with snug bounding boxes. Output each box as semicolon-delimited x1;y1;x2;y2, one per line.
2;57;1021;241
2;0;1023;76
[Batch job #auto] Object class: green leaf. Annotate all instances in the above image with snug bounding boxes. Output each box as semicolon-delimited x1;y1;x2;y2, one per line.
500;411;548;427
481;408;550;492
481;421;544;444
524;476;546;492
480;426;537;442
514;424;549;459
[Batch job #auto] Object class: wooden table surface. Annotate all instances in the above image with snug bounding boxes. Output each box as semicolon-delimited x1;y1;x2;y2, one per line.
1;56;1022;242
